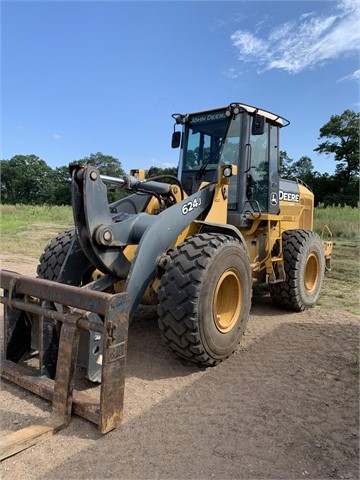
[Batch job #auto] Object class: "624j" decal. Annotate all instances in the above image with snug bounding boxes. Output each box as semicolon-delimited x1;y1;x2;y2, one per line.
181;197;202;215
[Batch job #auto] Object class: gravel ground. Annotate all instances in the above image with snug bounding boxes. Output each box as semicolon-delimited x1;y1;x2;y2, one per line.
0;255;359;480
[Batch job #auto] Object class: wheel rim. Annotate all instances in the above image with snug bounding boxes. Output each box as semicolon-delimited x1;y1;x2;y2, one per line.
213;269;242;333
304;253;319;293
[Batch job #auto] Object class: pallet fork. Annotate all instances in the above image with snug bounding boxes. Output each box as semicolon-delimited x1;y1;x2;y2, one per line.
0;270;130;460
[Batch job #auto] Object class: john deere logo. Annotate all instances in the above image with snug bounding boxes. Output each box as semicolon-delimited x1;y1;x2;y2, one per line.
270;192;278;205
279;190;300;202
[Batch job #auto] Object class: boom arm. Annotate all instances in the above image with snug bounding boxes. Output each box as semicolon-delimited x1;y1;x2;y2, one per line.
71;165;215;318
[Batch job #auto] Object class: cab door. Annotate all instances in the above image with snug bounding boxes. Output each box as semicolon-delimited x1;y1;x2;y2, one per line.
246;120;280;215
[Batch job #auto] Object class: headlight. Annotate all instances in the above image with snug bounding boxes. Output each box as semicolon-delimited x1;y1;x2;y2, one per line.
223;166;232;177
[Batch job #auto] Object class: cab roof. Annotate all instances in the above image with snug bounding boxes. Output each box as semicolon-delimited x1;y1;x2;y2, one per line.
188;102;290;127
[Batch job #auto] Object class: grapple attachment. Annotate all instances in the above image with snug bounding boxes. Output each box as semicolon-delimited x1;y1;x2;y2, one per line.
0;269;130;459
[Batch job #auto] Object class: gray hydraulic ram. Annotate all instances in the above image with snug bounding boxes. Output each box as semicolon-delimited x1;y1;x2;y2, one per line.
71;164;216;319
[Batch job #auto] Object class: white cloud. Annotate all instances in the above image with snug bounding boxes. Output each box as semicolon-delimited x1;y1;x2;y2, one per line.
161;162;177;168
269;21;295;42
231;31;267;56
53;133;61;140
299;11;316;20
221;65;241;79
337;69;360;82
209;18;227;32
230;0;360;74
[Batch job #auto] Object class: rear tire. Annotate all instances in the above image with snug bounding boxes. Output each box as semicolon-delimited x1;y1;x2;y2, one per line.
157;233;252;366
269;230;325;311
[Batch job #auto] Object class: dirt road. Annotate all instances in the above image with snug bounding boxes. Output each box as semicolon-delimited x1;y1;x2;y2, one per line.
0;254;359;480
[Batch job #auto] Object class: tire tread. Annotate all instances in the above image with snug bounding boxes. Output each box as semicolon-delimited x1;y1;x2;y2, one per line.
269;229;325;311
158;233;251;366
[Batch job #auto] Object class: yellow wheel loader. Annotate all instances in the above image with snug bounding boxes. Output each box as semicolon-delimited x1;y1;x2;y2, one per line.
0;102;332;456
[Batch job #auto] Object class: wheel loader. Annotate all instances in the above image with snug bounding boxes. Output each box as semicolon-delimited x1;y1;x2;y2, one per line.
0;102;332;457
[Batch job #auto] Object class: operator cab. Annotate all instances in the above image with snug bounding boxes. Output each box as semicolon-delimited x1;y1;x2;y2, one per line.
172;102;289;227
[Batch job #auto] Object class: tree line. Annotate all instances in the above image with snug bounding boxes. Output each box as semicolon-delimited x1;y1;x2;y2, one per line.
279;109;359;207
0;152;178;206
1;110;359;207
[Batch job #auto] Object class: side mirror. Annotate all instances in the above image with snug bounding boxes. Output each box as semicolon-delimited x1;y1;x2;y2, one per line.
171;131;181;148
252;114;265;136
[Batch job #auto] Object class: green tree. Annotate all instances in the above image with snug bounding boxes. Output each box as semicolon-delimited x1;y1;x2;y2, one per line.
280;152;315;185
309;172;359;207
279;151;294;178
146;165;178;179
1;155;55;204
314;109;360;182
290;156;314;183
71;152;127;203
71;152;125;177
52;166;72;205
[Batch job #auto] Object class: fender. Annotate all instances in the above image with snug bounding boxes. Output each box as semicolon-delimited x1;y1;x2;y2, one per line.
195;220;246;245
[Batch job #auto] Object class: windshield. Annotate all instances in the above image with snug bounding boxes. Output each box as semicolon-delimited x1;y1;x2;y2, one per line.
182;110;230;171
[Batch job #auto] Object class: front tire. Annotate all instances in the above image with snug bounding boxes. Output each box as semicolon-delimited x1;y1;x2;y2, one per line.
269;230;325;311
37;228;93;284
36;228;94;378
157;233;252;366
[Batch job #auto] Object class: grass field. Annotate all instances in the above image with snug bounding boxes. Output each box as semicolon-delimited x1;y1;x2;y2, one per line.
313;205;359;315
1;203;359;314
0;204;73;257
314;204;360;239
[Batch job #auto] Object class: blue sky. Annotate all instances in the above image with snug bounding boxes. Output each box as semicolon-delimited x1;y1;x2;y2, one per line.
1;0;359;175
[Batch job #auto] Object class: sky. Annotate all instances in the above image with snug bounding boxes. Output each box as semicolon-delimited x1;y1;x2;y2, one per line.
1;0;359;175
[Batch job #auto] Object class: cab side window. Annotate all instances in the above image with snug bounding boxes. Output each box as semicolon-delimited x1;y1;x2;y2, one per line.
249;123;269;211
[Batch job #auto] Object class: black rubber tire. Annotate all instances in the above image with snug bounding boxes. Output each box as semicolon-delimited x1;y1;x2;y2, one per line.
37;228;74;280
37;228;93;284
269;230;325;311
36;228;95;379
157;233;252;366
